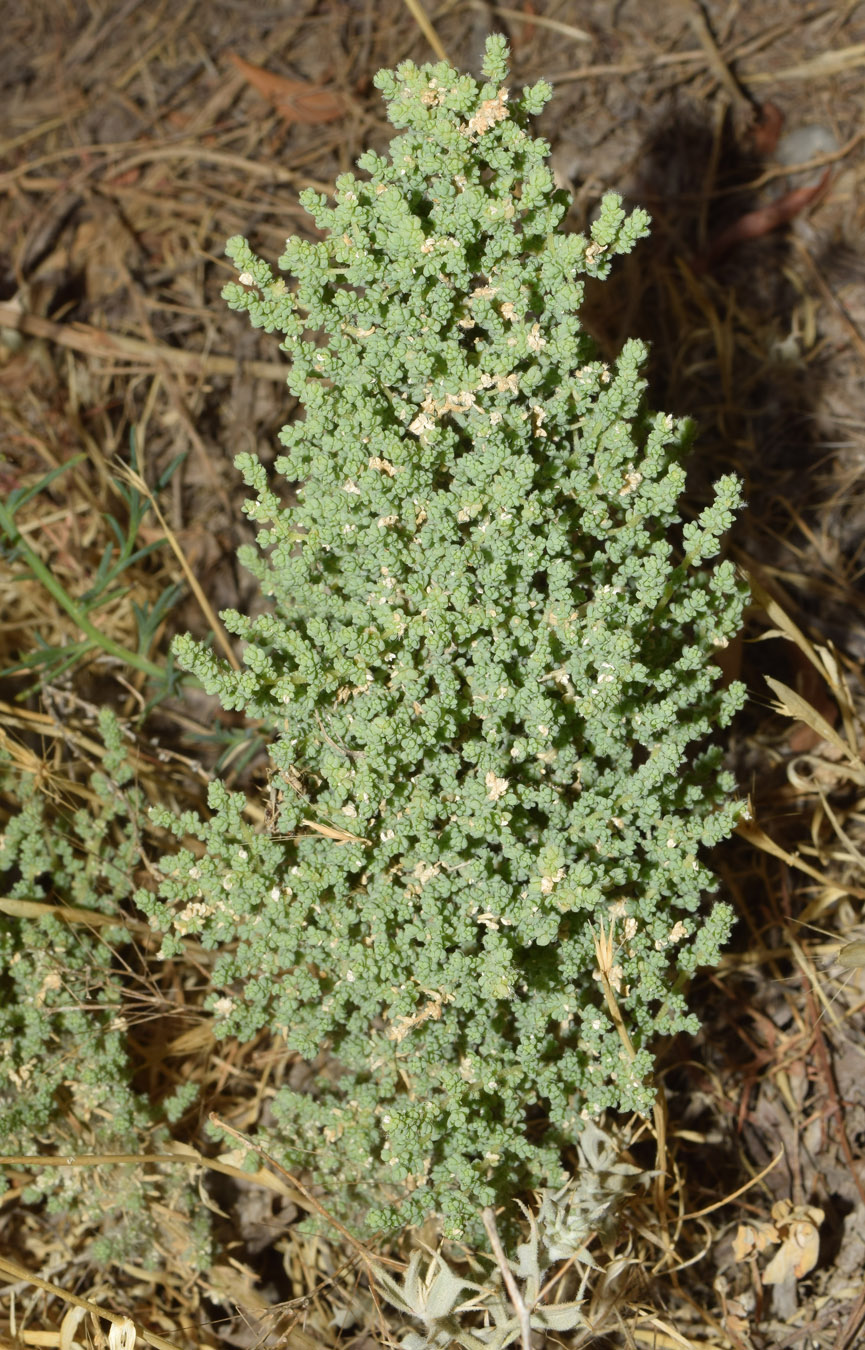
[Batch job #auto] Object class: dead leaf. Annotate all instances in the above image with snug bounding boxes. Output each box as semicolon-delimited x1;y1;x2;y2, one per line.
838;939;865;970
765;675;865;783
228;52;345;125
693;169;830;272
750;101;784;155
762;1200;823;1284
784;643;840;752
733;1200;823;1285
732;1220;777;1261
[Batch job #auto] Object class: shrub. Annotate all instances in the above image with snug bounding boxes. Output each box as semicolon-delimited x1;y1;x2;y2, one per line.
138;35;747;1238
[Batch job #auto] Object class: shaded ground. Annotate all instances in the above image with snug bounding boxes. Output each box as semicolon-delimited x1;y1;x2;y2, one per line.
1;1;864;1346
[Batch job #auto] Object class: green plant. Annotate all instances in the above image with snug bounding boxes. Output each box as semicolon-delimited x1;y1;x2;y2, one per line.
371;1121;649;1349
0;709;211;1271
0;438;184;693
138;35;747;1238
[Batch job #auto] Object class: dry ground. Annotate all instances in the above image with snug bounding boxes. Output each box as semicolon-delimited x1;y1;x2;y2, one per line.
1;1;864;1347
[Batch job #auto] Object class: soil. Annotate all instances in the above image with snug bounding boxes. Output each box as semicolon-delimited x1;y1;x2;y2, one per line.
1;2;864;1346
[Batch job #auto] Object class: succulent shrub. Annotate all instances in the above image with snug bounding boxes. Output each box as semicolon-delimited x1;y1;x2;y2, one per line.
138;35;747;1238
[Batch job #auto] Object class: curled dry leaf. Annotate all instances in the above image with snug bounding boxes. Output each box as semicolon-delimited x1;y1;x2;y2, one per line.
733;1199;824;1285
693;169;830;273
228;51;345;125
763;1200;823;1284
732;1220;776;1261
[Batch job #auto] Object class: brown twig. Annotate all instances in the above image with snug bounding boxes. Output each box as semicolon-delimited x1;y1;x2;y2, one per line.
481;1206;532;1350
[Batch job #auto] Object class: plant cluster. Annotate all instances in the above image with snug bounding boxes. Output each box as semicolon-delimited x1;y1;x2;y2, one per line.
372;1119;650;1349
0;709;210;1270
0;36;747;1243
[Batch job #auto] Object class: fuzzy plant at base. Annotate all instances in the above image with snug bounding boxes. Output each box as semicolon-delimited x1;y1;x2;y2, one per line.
137;35;748;1239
